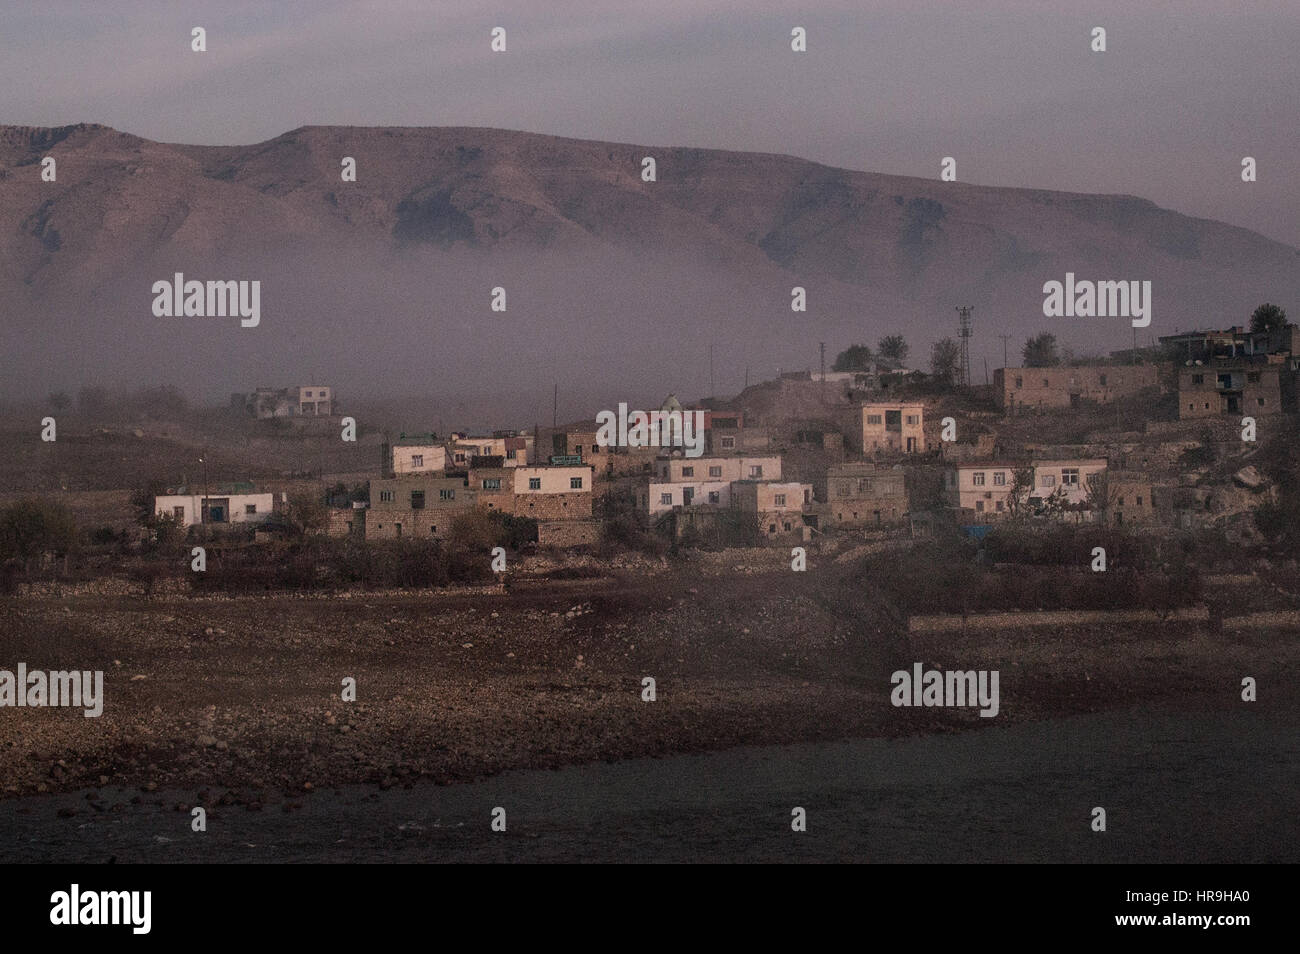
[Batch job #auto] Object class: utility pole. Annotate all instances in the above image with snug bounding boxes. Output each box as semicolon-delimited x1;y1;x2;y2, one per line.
819;341;826;403
956;306;974;389
552;382;557;429
997;334;1011;370
709;344;715;400
983;356;989;386
199;452;210;542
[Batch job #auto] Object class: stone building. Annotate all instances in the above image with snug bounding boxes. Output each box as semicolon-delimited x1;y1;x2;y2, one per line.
1177;360;1286;419
993;364;1159;412
842;403;926;455
509;465;594;520
366;475;474;539
822;462;909;527
731;480;814;538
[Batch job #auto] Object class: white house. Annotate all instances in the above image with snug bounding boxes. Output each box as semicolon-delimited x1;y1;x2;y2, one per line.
943;459;1108;519
640;480;733;516
155;493;276;527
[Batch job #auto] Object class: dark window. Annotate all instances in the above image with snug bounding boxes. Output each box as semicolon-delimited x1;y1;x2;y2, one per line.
411;491;425;509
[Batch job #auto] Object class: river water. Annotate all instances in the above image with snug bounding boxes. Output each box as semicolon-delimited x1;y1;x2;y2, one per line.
4;708;1294;863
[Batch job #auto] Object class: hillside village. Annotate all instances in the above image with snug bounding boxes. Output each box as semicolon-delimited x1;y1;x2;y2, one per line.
115;305;1299;569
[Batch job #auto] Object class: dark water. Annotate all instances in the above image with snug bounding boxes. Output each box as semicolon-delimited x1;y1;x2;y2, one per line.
4;708;1294;863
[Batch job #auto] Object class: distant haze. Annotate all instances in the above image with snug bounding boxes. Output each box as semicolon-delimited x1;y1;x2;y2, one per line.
1;1;1297;421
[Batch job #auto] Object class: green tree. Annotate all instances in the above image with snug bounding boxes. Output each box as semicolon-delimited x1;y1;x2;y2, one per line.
1250;302;1287;335
0;499;77;571
832;344;874;372
1022;333;1060;368
1006;466;1036;518
930;337;961;386
282;493;331;537
877;335;909;369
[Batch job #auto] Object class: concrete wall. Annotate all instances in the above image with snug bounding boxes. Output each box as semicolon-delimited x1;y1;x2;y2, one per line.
391;444;447;475
657;455;781;483
514;465;593;495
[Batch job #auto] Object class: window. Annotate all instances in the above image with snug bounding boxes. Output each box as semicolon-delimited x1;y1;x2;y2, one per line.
720;436;736;449
439;489;455;500
993;472;1006;486
708;491;720;504
972;472;985;486
430;526;438;535
905;415;919;426
1248;371;1260;383
482;478;501;490
866;414;883;426
660;494;673;505
838;482;851;497
380;490;395;503
682;467;694;477
1118;496;1126;506
411;454;423;467
528;478;541;490
1061;468;1080;487
774;494;786;506
995;501;1004;511
1042;379;1049;387
1136;496;1143;506
858;478;874;492
768;524;776;533
749;465;763;478
975;501;984;513
1191;374;1204;384
506;448;517;460
1258;397;1266;406
1040;474;1055;487
783;522;791;532
173;506;185;521
244;503;257;514
570;477;583;489
305;391;312;397
411;491;425;509
709;466;722;478
1014;377;1023;389
1099;374;1107;386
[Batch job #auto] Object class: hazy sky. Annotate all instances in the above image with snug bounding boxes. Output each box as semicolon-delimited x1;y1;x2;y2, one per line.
4;0;1298;246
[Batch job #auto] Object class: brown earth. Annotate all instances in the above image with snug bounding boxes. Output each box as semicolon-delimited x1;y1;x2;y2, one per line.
2;564;1294;814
